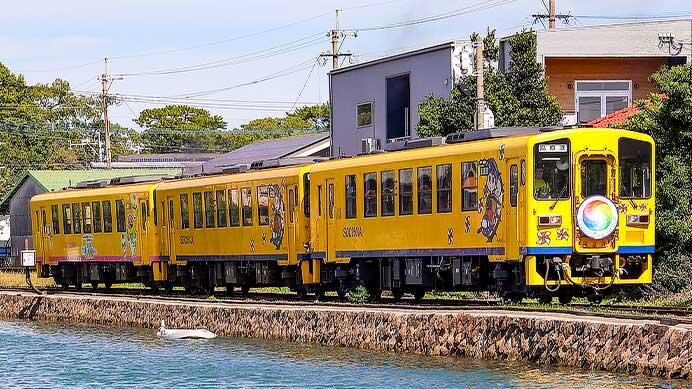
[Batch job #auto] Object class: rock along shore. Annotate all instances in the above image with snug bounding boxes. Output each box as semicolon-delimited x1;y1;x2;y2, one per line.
0;291;690;380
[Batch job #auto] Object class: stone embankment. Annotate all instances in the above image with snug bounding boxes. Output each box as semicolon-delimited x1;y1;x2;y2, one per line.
1;291;691;380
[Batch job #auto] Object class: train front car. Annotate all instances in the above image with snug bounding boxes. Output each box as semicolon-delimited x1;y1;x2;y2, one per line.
524;128;655;303
30;182;161;290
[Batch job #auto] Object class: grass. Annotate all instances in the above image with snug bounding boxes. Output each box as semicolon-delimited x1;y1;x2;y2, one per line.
0;269;57;288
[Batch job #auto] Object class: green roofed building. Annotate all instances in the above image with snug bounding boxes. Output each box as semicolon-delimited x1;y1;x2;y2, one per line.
0;169;182;262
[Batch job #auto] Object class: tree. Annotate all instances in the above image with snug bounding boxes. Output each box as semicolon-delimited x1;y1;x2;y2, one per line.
240;103;330;131
620;64;692;293
134;105;227;153
417;30;562;137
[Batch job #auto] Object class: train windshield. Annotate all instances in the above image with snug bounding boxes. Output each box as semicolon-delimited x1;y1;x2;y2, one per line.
534;139;570;200
619;138;652;198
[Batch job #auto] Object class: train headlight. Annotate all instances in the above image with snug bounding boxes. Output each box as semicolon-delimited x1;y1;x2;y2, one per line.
627;214;650;226
538;215;562;226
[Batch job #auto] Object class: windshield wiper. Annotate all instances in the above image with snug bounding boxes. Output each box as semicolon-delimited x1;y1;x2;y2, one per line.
549;185;567;210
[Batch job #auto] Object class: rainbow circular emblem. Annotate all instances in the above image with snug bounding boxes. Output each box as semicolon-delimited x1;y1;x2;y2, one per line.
577;195;619;240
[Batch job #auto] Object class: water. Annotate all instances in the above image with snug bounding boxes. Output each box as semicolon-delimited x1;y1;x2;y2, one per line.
0;320;680;388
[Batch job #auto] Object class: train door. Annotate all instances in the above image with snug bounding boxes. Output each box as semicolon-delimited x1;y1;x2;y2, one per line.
505;161;521;260
160;198;170;259
326;178;335;261
39;206;49;261
139;200;149;262
288;185;297;263
167;197;176;261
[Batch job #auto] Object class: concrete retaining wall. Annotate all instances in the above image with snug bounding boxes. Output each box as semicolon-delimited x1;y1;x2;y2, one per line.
1;292;690;380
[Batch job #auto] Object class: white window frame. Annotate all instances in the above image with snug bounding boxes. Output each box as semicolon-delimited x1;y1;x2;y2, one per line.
574;80;632;123
356;101;373;128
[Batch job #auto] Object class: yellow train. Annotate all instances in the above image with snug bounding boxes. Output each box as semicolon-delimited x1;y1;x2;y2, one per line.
30;127;654;303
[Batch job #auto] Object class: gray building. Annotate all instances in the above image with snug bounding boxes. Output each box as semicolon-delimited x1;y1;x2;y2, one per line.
330;41;472;156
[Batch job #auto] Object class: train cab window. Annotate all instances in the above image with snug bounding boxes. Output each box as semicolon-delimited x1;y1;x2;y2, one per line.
381;171;395;216
204;191;215;228
328;184;334;219
462;162;478;211
72;203;81;234
318;185;323;216
364;173;377;218
417;167;432;214
91;202;102;233
102;201;112;233
228;189;240;227
436;164;452;213
241;188;253;226
51;205;60;235
82;202;92;233
192;192;203;229
581;160;607;197
510;165;519;207
619;138;652;198
258;186;269;225
62;204;72;234
345;175;357;219
216;190;227;227
180;194;190;229
399;169;413;215
115;200;126;233
289;189;296;223
534;140;570;200
41;210;47;234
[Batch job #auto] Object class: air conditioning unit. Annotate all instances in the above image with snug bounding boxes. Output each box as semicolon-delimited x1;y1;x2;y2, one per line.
361;138;380;154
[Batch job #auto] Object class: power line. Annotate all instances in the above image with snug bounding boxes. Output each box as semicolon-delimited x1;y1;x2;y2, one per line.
290;59;319;112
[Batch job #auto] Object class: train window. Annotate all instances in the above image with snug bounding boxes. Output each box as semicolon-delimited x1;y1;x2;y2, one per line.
534;139;570;200
115;200;125;233
381;171;395;216
41;210;47;233
289;189;295;223
417;167;432;214
436;164;452;213
216;190;227;227
204;191;215;228
345;175;357;219
193;192;203;229
241;188;253;226
318;185;323;216
51;205;60;235
399;169;413;215
62;204;71;234
328;184;334;219
103;201;112;233
82;202;92;233
364;173;377;217
258;186;269;225
141;202;148;230
581;160;607;197
619;138;652;199
510;164;518;207
180;194;190;229
303;173;311;218
91;202;102;233
228;189;240;227
462;162;478;211
72;202;81;234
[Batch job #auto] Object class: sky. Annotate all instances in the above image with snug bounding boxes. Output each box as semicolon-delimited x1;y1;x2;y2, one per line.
2;0;692;130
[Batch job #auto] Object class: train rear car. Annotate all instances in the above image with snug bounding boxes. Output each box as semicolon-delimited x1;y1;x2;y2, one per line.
30;180;161;289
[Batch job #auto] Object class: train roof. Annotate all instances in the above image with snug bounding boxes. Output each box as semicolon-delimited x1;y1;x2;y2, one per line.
155;165;307;191
31;181;157;203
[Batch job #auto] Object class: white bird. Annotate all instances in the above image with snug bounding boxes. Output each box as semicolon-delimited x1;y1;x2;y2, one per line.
156;320;217;340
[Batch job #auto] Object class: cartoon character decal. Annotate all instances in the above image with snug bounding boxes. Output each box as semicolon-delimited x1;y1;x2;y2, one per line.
269;181;286;250
477;158;504;242
120;194;138;259
80;234;97;259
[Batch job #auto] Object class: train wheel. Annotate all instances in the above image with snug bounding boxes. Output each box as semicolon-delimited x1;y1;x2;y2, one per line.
587;294;603;305
90;282;99;291
104;282;113;291
74;283;82;291
538;294;553;305
226;284;235;296
413;288;425;302
336;289;347;300
296;288;308;300
314;288;325;301
391;289;404;301
150;284;160;294
367;288;382;302
240;285;250;295
164;283;174;294
60;282;69;290
206;286;216;296
558;292;573;305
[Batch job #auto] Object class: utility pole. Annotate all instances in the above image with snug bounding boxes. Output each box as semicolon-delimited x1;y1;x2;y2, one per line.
531;0;573;28
99;58;122;169
320;9;356;70
475;34;484;130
